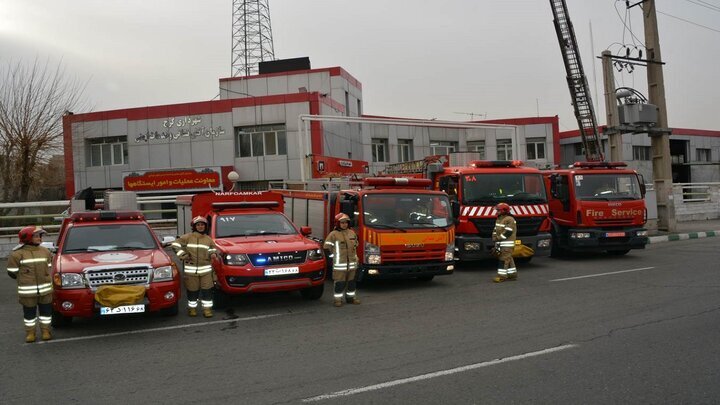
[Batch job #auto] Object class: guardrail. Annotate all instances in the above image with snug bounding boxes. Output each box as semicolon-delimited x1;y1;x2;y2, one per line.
675;183;713;203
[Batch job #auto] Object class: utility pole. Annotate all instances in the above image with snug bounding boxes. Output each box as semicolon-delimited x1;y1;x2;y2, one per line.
601;50;622;162
643;0;676;232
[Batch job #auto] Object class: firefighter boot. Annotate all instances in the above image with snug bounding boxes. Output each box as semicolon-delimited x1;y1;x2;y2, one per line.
493;275;507;283
350;297;361;305
188;308;197;317
202;308;214;318
333;298;343;307
507;273;518;281
40;326;52;341
25;328;36;343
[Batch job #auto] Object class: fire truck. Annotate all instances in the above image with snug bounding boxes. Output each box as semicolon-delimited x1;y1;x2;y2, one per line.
545;161;648;255
175;191;326;303
275;177;455;282
50;206;181;326
383;157;552;261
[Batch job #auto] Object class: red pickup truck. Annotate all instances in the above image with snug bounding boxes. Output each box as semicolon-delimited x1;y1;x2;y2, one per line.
49;210;181;326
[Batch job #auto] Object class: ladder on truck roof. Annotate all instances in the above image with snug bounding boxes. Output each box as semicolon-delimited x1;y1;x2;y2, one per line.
550;0;604;162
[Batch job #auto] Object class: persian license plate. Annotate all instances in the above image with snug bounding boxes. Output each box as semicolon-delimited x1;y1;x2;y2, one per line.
605;232;626;238
515;239;522;245
265;267;300;276
100;305;145;315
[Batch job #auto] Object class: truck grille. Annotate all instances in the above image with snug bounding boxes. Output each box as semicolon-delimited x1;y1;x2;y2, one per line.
594;219;635;226
248;251;307;266
85;266;152;289
382;248;445;263
470;217;544;238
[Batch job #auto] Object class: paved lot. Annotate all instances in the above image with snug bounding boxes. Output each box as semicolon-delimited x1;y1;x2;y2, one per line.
1;239;719;404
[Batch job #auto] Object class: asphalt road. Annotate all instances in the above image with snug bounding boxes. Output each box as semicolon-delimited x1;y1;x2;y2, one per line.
1;238;719;404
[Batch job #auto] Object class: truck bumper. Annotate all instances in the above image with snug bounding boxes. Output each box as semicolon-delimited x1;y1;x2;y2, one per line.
52;280;180;318
455;233;552;261
216;261;326;294
560;227;648;252
358;261;455;281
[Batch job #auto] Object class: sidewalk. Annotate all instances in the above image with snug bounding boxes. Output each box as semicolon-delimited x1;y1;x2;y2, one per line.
648;219;720;244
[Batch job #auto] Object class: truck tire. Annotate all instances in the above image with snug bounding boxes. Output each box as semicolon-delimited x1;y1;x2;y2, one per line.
607;249;630;256
51;311;72;328
160;301;179;316
300;283;324;300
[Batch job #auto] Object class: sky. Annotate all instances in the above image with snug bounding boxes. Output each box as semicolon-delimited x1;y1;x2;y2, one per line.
1;0;718;132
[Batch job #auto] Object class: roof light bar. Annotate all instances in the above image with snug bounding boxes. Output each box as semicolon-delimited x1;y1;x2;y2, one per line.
363;177;432;188
571;161;627;169
70;211;144;222
469;160;524;168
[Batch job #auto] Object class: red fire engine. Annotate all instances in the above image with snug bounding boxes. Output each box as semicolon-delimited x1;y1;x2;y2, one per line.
276;177;456;282
175;191;326;303
383;157;552;261
545;161;648;255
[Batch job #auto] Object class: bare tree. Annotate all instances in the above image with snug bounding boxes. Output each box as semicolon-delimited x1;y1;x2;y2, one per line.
0;59;87;204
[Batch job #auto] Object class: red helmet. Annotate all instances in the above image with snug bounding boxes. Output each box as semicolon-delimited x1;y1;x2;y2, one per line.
334;213;350;226
19;226;46;244
494;203;511;215
191;216;208;226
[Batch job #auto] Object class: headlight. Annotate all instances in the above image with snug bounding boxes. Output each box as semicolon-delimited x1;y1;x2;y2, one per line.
223;253;249;266
570;232;591;239
61;273;84;288
636;230;648;237
445;244;454;261
537;239;551;248
153;265;173;282
308;248;323;261
364;242;380;264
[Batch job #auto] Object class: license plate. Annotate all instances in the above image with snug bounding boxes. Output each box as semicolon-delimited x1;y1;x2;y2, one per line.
605;232;626;238
100;305;145;315
264;267;300;276
515;239;522;245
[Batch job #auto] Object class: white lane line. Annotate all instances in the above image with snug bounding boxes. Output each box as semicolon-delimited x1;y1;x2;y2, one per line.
550;267;655;282
302;344;578;402
35;313;290;345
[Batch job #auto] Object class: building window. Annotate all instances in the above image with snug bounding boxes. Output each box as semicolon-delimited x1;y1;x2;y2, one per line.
497;139;513;160
467;141;486;159
633;146;651;161
236;124;287;157
345;91;350;117
398;139;413;162
696;148;711;162
372;138;388;162
574;143;585;156
526;138;546;160
430;141;456;156
88;136;127;167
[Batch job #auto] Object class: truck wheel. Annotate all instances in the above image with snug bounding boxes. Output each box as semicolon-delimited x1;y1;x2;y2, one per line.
417;275;435;282
300;284;324;300
607;249;630;256
160;301;179;316
51;311;72;328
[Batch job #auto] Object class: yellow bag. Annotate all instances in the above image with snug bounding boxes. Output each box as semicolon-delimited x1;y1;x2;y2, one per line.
95;285;146;308
512;244;535;258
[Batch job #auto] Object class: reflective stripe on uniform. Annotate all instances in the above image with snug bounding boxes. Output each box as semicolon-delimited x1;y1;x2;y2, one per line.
24;318;37;327
18;283;52;295
201;300;213;308
505;227;513;231
171;242;182;248
506;267;517;274
20;258;49;264
497;269;508;275
187;300;198;308
499;234;507;240
187;243;211;249
333;293;344;298
38;316;52;325
346;291;356;296
495;223;505;228
7;267;19;273
176;250;186;257
499;242;515;247
334;241;340;267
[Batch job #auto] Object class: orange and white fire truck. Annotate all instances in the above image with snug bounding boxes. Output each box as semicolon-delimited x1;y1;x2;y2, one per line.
175;191;326;303
544;161;648;256
275;177;455;282
383;157;552;261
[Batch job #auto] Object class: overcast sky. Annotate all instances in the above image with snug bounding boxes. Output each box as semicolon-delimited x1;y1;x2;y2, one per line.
1;0;718;132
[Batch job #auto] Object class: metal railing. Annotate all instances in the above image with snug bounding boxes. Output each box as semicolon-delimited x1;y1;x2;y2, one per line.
674;183;715;203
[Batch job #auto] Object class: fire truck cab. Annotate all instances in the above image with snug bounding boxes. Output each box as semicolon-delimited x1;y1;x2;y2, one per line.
175;191;326;302
545;161;649;255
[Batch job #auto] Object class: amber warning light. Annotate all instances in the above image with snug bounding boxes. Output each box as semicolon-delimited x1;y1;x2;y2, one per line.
363;177;432;188
469;160;523;168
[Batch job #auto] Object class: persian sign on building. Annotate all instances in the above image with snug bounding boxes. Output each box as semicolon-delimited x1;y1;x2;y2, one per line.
123;167;222;193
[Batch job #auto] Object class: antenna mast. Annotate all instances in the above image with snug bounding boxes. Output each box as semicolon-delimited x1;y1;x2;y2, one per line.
231;0;275;77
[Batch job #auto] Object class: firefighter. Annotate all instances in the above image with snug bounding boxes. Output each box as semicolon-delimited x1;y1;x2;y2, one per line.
7;226;54;342
324;213;361;307
172;216;218;317
492;203;517;283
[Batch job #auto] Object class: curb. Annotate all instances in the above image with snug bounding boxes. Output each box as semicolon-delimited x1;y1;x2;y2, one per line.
648;230;720;244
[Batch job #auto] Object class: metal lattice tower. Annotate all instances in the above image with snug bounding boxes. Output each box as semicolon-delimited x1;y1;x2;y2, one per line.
231;0;275;77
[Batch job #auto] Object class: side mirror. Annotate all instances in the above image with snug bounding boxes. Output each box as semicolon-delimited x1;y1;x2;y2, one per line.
300;226;312;236
41;241;57;254
549;174;560;199
638;174;647;197
161;235;176;248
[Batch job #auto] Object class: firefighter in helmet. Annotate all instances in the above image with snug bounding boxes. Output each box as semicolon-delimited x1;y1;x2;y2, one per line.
323;213;361;307
491;203;517;283
172;216;218;317
7;226;54;342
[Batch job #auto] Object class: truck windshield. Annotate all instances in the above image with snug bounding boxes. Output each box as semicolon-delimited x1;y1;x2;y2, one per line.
573;173;642;200
63;224;158;253
215;213;297;238
362;193;452;229
461;173;547;205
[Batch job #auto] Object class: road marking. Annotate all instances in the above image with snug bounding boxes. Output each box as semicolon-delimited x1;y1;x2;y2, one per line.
302;344;578;402
550;267;655;282
34;313;290;345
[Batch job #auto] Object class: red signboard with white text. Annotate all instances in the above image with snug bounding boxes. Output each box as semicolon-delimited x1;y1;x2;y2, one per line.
311;155;369;178
123;168;221;193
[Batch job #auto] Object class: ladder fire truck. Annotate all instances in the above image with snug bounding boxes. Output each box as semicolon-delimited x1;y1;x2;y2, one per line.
383;157;552;261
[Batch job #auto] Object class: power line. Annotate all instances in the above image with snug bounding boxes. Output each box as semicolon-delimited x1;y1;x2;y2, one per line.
657;9;720;33
694;0;720;11
686;0;720;12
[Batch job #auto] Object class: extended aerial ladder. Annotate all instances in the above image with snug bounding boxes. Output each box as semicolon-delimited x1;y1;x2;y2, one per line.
550;0;605;162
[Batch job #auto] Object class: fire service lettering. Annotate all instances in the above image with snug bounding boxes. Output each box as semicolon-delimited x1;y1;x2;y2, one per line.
586;208;643;218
